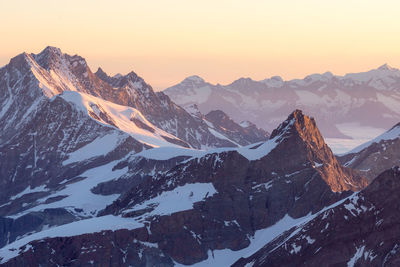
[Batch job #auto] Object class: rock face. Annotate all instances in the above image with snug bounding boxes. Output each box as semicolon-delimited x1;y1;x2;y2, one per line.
233;167;400;267
204;110;270;146
164;67;400;139
0;110;367;266
339;122;400;182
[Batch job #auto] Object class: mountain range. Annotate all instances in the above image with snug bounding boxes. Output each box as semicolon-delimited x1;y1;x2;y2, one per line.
164;65;400;153
0;47;400;266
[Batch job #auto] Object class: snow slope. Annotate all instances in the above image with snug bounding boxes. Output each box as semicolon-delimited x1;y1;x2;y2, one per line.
0;215;144;264
347;123;400;154
60;91;187;148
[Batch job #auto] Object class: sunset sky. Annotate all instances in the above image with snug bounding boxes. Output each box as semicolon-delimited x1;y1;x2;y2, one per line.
0;0;399;89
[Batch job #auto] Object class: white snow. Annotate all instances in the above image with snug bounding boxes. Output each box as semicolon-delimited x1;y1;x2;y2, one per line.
240;121;251;127
236;133;280;160
123;183;217;217
175;214;307;267
180;193;355;267
10;161;128;218
208;126;241;147
135;146;205;161
9;185;49;201
325;122;387;154
63;132;122;165
173;85;212;105
347;245;365;267
347;124;400;154
290;243;302;254
60;91;187;148
136;135;279;162
0;215;143;264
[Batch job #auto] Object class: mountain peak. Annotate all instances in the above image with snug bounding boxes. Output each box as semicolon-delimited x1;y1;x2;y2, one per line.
182;75;205;84
95;67;108;78
33;46;64;68
40;46;63;56
269;109;316;140
377;63;396;71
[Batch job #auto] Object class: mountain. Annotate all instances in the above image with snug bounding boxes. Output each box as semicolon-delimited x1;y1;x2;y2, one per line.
0;110;367;265
0;47;196;247
94;62;265;149
164;66;400;144
185;104;270;146
7;46;266;149
233;167;400;267
0;46;274;248
338;122;400;182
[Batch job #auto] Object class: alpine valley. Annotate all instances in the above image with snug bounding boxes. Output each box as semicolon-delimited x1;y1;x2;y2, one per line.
0;47;399;267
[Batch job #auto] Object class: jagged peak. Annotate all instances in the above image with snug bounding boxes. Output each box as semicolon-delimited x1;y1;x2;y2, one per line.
34;46;64;63
40;46;63;56
95;67;148;90
377;63;396;71
31;46;88;72
269;109;322;145
95;67;107;76
125;71;140;81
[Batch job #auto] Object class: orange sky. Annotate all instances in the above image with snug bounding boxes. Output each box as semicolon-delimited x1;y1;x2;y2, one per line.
1;0;400;90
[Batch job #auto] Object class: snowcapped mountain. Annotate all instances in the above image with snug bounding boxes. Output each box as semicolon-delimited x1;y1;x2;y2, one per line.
164;66;400;151
234;167;400;267
0;110;367;265
0;47;272;249
339;122;400;181
184;104;269;146
5;46;266;150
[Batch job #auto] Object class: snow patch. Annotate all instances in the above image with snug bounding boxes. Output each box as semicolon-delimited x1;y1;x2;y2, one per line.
0;215;143;264
123;183;217;217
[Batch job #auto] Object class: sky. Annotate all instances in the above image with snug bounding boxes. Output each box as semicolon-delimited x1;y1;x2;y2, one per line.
0;0;399;90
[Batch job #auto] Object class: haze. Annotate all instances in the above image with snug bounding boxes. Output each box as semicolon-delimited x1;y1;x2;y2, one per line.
0;0;399;90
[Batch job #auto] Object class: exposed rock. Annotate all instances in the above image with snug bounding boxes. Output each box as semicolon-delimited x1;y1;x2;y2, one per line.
205;110;270;146
233;167;400;267
339;122;400;182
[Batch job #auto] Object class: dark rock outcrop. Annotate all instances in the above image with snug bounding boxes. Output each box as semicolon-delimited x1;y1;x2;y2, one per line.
205;109;270;146
233;167;400;267
339;123;400;182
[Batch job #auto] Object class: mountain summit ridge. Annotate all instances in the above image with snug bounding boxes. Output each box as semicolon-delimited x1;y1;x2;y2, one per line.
165;64;400;141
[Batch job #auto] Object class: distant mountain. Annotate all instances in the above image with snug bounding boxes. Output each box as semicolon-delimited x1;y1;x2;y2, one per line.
233;167;400;267
339;122;400;182
185;104;270;146
164;66;400;140
0;110;367;265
